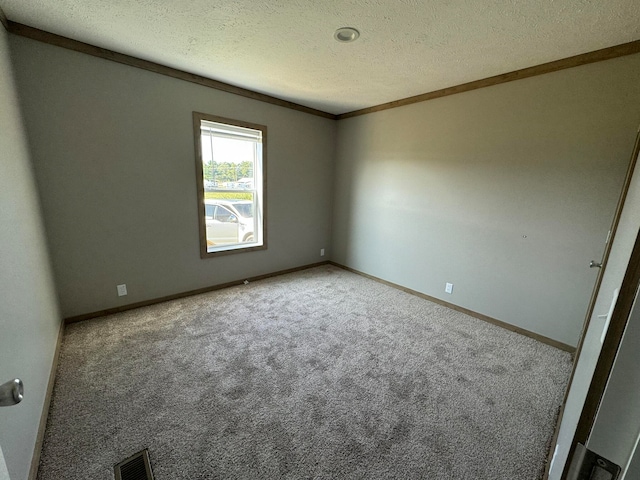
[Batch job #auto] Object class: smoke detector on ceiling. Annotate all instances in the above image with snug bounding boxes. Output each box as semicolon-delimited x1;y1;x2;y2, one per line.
334;27;360;43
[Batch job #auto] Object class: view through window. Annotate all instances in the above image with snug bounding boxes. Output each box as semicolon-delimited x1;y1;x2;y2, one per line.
193;113;266;257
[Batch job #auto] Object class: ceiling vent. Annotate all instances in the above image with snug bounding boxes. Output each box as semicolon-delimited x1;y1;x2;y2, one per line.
114;449;154;480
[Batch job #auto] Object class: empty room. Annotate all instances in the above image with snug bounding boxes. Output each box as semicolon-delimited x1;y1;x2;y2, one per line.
2;1;640;479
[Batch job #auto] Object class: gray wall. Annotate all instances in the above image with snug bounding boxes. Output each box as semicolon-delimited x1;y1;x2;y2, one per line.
0;27;61;480
332;54;640;347
9;35;336;319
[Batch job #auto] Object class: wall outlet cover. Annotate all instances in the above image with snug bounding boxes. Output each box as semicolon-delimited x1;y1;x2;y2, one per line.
117;284;127;296
445;283;454;294
320;248;325;256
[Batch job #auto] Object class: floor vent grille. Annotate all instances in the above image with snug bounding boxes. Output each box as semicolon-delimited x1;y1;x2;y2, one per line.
114;449;154;480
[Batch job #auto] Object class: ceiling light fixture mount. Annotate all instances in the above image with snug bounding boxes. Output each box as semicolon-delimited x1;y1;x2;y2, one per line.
334;27;360;43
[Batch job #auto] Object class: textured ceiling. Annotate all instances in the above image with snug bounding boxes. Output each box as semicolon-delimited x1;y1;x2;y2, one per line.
1;0;640;114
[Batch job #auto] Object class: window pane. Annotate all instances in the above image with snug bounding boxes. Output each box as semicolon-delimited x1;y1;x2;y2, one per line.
214;206;235;222
195;113;265;257
201;135;255;190
233;202;253;218
204;193;256;248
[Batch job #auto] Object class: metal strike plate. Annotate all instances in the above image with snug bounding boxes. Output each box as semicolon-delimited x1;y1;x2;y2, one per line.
566;443;621;480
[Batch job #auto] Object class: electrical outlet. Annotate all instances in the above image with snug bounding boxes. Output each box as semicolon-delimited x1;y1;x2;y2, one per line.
117;284;127;296
445;283;454;294
320;248;325;257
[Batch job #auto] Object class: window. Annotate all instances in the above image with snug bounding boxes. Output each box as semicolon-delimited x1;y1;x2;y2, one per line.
193;112;266;257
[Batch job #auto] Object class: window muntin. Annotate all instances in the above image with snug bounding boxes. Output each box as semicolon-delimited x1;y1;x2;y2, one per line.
193;113;266;257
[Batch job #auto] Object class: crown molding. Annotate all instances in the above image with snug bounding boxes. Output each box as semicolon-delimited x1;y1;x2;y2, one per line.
337;39;640;120
6;21;337;120
6;20;640;121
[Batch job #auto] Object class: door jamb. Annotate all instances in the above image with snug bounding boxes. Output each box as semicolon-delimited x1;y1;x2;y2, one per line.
561;227;640;477
543;128;640;479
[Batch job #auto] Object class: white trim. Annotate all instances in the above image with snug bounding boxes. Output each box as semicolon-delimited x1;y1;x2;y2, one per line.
622;427;640;479
0;445;9;480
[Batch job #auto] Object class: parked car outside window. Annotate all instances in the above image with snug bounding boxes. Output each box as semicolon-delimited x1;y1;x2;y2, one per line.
204;199;254;246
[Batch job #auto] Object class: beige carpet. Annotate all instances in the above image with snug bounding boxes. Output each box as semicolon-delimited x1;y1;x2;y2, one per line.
37;265;572;479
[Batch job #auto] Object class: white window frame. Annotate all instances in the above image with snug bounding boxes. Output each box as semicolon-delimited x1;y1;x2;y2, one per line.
193;112;267;258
